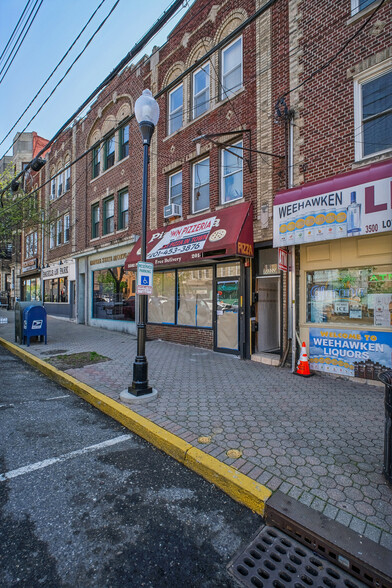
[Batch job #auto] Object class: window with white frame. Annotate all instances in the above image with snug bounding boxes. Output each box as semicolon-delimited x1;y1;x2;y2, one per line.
221;141;243;203
193;63;210;118
118;189;129;230
50;175;56;199
57;171;64;197
168;171;182;206
56;218;62;246
25;232;37;258
64;214;70;243
221;37;242;99
192;158;210;213
168;84;183;134
103;196;115;235
351;0;377;16
65;165;71;191
50;223;55;249
355;67;392;160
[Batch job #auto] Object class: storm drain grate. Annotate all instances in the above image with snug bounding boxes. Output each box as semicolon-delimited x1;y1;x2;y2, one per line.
228;526;367;588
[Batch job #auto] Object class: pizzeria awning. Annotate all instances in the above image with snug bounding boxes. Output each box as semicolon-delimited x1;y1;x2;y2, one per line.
125;202;253;270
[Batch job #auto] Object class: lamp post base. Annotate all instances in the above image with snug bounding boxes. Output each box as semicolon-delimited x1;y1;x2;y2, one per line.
120;387;158;405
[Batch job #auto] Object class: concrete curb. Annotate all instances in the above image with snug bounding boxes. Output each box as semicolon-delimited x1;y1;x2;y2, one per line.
0;336;271;515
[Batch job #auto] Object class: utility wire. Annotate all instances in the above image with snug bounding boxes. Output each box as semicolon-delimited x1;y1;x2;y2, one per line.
0;0;43;85
0;0;32;65
0;0;109;147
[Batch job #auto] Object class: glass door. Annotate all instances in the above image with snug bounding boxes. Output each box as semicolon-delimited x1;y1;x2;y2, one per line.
216;279;239;352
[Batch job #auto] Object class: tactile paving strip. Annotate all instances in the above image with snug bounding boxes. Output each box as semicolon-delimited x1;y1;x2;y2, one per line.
228;526;367;588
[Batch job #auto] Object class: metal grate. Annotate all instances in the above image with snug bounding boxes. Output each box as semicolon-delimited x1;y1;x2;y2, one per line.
228;526;367;588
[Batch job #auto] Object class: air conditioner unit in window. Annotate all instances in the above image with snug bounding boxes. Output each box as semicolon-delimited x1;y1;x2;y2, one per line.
164;203;182;219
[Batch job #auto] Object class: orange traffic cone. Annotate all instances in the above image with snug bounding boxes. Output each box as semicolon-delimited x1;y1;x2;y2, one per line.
296;342;314;377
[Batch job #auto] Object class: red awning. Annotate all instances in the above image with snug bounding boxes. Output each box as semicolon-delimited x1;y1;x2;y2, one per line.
125;202;253;270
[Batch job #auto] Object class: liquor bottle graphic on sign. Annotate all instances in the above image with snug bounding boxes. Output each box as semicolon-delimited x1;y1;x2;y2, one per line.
347;191;361;235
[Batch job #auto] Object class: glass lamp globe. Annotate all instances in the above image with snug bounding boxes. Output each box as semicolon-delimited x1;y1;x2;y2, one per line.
134;89;160;126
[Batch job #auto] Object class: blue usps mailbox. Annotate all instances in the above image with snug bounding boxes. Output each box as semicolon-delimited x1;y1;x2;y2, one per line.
23;305;47;347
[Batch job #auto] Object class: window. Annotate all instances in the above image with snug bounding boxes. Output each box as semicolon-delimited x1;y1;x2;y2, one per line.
57;171;64;197
193;63;210;118
91;203;100;239
221;37;242;98
64;214;70;243
177;268;213;327
168;84;183;134
306;266;392;326
351;0;377;15
355;69;392;159
168;171;182;206
192;158;210;212
50;176;56;199
103;197;114;235
25;232;37;258
148;268;213;327
56;218;62;246
44;277;68;303
221;141;243;203
65;165;71;191
92;146;101;178
104;135;115;170
119;125;129;159
92;267;136;321
118;189;129;230
50;223;55;249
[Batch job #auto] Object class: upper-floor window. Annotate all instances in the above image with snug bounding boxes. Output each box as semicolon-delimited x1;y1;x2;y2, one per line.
118;189;129;230
25;231;37;258
91;203;100;239
49;223;55;249
57;171;64;197
119;125;129;160
64;214;70;243
103;196;114;235
65;165;71;191
355;68;392;160
221;37;242;99
168;171;182;206
92;146;100;179
351;0;377;15
193;63;210;118
104;135;115;170
56;218;62;246
221;141;243;203
169;84;183;135
50;176;56;200
192;158;210;213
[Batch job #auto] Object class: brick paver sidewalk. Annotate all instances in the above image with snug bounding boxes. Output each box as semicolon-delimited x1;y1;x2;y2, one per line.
1;310;391;549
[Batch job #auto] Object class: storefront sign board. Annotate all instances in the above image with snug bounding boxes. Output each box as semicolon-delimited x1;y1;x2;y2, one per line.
136;261;153;295
278;248;287;272
309;327;392;380
273;160;392;247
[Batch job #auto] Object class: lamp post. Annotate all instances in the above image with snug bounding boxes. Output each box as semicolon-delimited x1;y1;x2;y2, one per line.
129;89;159;397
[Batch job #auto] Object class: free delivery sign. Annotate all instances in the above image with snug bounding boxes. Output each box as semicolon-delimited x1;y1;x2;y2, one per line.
309;328;392;379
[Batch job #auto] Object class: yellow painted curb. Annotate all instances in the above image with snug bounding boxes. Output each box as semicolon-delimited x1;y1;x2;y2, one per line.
0;336;271;515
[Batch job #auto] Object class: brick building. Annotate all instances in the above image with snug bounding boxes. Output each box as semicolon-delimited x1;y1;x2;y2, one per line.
272;0;392;380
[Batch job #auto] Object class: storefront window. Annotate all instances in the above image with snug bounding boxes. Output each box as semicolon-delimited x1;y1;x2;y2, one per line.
22;278;41;301
92;267;135;321
258;248;279;276
45;278;68;303
306;266;392;327
177;268;213;327
148;271;176;324
216;262;240;278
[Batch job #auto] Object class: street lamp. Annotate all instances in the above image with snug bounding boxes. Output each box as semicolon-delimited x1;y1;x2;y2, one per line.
128;89;159;398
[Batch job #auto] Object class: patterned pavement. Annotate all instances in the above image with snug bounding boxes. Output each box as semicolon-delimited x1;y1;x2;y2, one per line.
1;310;391;549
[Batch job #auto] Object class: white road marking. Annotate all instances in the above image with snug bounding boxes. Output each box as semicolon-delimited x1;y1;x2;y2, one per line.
44;395;70;401
0;434;132;482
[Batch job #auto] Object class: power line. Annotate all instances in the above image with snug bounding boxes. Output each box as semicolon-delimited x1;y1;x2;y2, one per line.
0;0;44;85
0;0;33;65
0;0;110;148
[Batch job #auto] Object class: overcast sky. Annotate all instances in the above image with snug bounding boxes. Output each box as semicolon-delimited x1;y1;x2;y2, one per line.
0;0;191;158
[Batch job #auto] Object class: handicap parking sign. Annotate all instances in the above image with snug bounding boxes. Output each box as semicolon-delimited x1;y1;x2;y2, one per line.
141;276;149;285
137;261;153;294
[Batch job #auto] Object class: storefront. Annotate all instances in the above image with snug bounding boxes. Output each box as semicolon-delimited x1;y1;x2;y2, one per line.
125;202;254;358
273;159;392;381
21;258;41;301
42;259;76;318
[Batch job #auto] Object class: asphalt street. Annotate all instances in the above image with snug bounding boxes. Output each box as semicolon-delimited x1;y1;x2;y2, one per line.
0;346;262;587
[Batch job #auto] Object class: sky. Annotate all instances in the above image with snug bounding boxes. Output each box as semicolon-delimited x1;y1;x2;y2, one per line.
0;0;191;158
